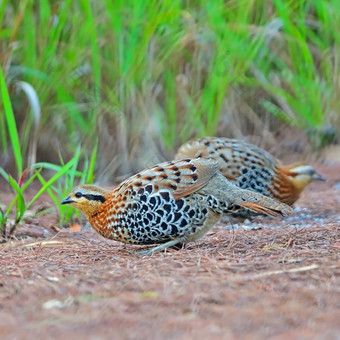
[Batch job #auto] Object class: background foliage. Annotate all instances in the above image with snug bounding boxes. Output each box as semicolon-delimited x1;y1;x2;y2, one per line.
1;0;340;182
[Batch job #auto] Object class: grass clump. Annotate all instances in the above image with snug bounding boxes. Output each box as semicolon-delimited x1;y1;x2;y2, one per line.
0;72;97;238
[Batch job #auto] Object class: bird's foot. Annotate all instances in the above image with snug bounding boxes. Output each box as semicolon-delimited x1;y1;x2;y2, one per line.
138;249;156;256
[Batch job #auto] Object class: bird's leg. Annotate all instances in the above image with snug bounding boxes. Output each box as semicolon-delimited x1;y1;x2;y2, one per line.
139;239;182;255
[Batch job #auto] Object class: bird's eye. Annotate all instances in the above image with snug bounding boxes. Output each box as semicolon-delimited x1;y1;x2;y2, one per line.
75;192;82;198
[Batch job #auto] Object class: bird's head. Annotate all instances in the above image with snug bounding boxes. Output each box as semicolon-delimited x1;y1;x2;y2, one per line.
61;185;109;217
283;164;326;192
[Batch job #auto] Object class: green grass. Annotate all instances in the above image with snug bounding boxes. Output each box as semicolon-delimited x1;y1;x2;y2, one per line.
0;150;98;237
1;0;340;180
0;70;97;236
0;66;22;177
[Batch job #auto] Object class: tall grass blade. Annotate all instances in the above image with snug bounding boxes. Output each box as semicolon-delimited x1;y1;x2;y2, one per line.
86;141;97;183
0;67;23;176
8;175;25;223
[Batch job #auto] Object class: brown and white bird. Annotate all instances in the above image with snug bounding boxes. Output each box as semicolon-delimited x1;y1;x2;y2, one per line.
62;158;292;254
175;137;325;208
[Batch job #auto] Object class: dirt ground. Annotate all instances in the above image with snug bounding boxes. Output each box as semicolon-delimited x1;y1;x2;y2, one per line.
0;162;339;340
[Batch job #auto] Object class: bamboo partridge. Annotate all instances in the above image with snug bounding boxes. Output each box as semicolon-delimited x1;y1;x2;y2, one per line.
62;158;292;254
175;137;325;208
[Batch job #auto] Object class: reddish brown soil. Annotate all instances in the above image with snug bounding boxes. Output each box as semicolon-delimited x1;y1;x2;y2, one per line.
0;163;339;339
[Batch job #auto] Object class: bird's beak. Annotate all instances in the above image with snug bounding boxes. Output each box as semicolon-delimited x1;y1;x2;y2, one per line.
61;195;75;205
313;172;326;181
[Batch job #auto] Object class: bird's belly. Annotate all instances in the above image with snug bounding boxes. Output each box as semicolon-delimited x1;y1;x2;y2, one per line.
90;191;216;245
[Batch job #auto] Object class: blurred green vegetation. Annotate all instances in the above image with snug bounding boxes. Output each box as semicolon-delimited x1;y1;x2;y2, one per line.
1;55;97;232
1;0;340;182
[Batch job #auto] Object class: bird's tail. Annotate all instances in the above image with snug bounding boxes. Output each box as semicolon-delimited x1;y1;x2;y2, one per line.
199;172;293;217
234;189;293;217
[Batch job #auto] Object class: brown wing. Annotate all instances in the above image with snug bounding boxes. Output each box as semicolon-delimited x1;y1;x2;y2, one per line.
115;157;220;200
175;137;280;182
